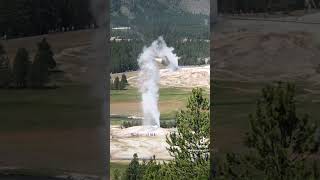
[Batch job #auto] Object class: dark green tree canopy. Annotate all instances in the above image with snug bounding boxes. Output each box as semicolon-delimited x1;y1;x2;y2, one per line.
220;82;320;180
13;47;30;87
29;38;55;88
0;0;94;38
114;76;120;90
124;153;146;180
0;43;8;67
0;43;5;56
120;74;129;90
0;43;10;87
37;38;56;69
167;88;210;162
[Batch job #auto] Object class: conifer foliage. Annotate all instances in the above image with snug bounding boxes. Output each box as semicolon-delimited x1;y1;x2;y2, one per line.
219;82;320;180
111;74;129;90
29;38;56;88
0;43;10;87
13;48;30;87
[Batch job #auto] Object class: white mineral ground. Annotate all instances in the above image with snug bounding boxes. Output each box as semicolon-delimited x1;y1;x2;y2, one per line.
110;126;175;160
126;65;210;89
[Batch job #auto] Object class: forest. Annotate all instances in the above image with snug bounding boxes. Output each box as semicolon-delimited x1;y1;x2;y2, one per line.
111;39;209;73
218;0;320;13
0;0;94;39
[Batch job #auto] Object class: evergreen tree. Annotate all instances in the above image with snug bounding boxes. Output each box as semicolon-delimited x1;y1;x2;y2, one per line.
164;88;210;179
113;169;121;180
0;43;11;87
125;153;145;180
120;73;128;90
0;43;8;68
0;43;5;58
38;38;56;69
29;38;55;88
167;88;210;162
141;156;166;180
110;75;114;90
13;48;29;87
121;73;128;85
220;82;320;180
114;76;120;90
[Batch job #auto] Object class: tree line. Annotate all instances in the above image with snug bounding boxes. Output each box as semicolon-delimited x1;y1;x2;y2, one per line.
121;119;176;129
111;39;209;73
111;0;209;40
0;38;56;88
218;0;309;13
113;83;320;179
0;0;94;39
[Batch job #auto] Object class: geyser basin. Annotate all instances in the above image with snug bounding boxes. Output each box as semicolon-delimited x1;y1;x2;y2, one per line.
111;125;175;160
138;37;179;128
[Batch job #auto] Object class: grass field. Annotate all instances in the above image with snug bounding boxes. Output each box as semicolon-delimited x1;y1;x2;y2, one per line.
110;87;209;119
0;84;104;132
111;87;195;103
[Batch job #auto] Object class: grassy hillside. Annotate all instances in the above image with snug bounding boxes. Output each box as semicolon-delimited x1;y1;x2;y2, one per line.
0;30;106;176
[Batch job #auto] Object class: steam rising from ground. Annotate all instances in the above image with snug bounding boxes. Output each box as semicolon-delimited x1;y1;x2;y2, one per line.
138;37;179;128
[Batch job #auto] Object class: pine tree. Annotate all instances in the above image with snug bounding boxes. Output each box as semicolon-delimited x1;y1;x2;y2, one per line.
29;38;55;88
113;169;121;180
221;82;320;180
0;43;8;68
0;43;5;58
165;88;210;178
110;75;114;90
0;43;11;87
13;48;29;87
121;73;128;85
167;88;210;162
114;76;120;90
38;38;56;69
125;153;144;180
120;73;128;90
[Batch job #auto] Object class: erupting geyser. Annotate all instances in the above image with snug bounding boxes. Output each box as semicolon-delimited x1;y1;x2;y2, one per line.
138;37;179;129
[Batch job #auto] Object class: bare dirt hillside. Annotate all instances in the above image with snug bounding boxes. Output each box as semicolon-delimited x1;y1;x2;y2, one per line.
213;12;320;84
214;31;320;82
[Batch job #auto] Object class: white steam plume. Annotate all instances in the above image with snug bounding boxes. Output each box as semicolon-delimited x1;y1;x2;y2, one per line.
138;37;179;128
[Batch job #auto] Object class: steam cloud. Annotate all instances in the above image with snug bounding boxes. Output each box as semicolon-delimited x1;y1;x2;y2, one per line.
138;37;179;128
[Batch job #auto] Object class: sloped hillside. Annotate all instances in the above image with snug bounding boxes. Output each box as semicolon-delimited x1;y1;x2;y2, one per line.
214;31;320;83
